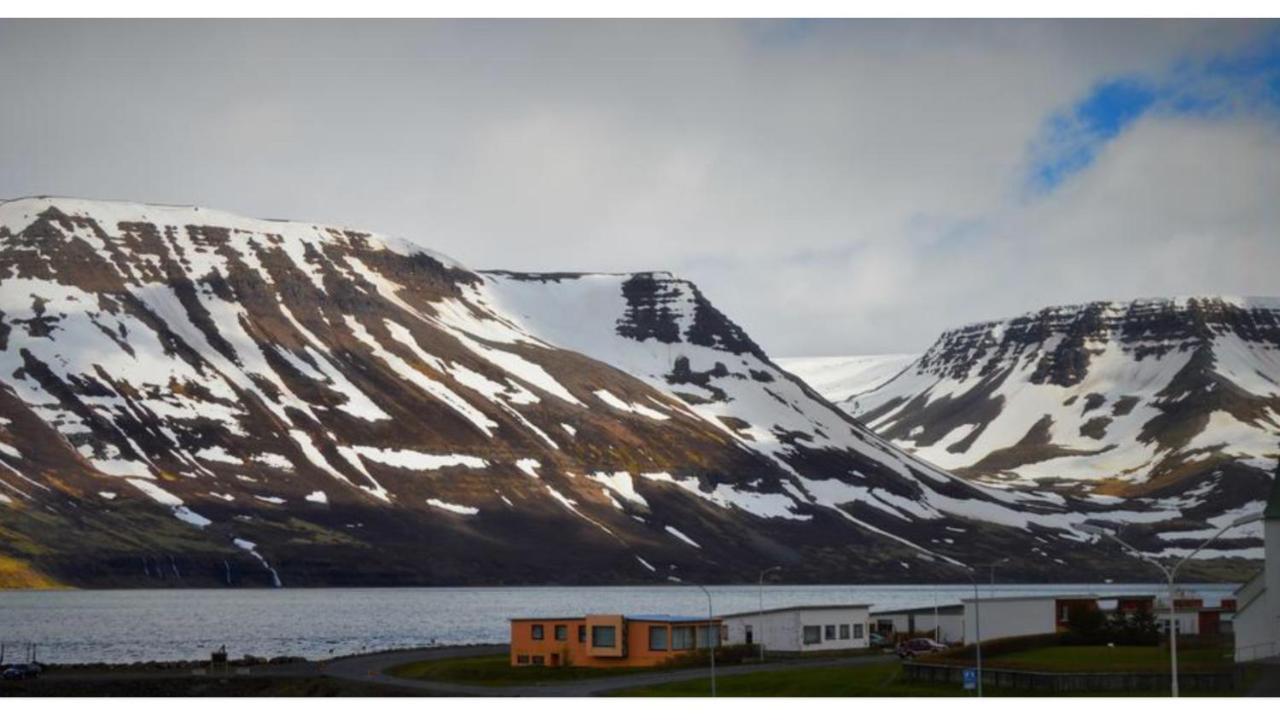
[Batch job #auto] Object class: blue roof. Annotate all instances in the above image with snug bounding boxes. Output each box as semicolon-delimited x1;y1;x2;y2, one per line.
626;614;715;623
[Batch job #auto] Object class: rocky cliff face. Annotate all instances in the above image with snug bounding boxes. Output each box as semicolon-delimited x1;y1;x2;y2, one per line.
0;198;1256;587
797;298;1280;564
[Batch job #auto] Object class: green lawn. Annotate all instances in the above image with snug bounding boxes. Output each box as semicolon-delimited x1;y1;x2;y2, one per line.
612;656;1248;698
613;662;959;697
979;645;1233;673
386;654;651;687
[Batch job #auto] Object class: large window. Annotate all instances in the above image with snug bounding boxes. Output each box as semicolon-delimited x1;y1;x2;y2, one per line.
554;624;567;641
853;623;864;639
531;624;544;640
516;655;529;665
591;625;617;648
839;624;851;640
649;626;669;651
803;625;821;645
824;625;836;640
672;626;694;650
531;655;545;665
696;625;720;648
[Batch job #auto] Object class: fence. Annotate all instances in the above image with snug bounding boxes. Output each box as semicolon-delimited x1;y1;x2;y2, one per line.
903;661;1237;693
1235;641;1279;663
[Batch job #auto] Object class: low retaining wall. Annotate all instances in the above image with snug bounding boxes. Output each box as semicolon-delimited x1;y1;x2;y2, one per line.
902;661;1236;693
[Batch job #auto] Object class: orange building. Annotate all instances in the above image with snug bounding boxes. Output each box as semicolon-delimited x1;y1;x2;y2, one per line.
508;613;723;668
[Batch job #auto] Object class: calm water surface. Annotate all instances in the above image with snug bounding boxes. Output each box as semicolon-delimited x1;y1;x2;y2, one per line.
0;583;1235;664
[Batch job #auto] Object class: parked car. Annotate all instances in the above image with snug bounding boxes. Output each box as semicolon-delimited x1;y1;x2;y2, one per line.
2;663;43;680
869;632;888;648
896;637;947;659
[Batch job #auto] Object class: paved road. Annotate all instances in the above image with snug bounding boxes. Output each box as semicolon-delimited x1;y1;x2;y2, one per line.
1247;658;1280;697
320;645;897;696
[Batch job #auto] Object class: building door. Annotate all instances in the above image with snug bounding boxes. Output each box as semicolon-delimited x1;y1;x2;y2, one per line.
745;624;754;645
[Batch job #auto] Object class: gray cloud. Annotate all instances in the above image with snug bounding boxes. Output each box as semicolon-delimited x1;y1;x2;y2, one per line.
1;19;1276;355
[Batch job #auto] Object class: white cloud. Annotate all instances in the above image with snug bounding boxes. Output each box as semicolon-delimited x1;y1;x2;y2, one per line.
0;20;1275;355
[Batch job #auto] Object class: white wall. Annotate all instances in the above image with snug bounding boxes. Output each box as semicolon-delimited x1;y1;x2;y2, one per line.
871;611;964;643
723;607;870;653
962;597;1057;644
1234;515;1280;662
723;610;801;652
1267;516;1280;655
1157;609;1201;635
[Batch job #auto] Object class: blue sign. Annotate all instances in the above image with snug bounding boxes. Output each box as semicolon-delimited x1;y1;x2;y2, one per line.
962;668;977;691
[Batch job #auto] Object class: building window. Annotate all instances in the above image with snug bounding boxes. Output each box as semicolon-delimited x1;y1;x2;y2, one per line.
592;625;617;648
1059;605;1070;622
853;623;864;639
672;626;694;650
803;625;821;645
516;655;529;665
649;626;669;651
745;624;754;645
531;655;545;665
531;624;544;640
578;625;586;643
696;625;720;648
824;625;836;640
554;624;567;641
839;624;851;640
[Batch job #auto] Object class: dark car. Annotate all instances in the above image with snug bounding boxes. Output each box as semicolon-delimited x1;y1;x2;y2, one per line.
869;632;889;648
896;637;947;659
2;663;43;680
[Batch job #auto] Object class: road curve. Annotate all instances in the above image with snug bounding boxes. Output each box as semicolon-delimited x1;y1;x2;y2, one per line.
321;645;896;697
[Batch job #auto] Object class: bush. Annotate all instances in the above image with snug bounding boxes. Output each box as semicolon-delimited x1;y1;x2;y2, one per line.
937;633;1062;662
666;643;758;668
1063;608;1159;647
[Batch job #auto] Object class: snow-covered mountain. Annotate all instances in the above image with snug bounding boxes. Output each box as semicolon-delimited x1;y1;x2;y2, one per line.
776;355;917;404
788;298;1280;564
0;198;1259;587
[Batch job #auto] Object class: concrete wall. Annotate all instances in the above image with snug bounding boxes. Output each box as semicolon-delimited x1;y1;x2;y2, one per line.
723;609;801;652
1234;516;1280;662
962;597;1057;644
871;611;964;643
723;607;870;652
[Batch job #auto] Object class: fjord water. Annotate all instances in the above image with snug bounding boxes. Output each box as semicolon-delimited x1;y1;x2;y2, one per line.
0;584;1235;664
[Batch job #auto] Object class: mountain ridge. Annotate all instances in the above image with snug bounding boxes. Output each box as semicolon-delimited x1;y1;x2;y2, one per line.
0;197;1262;587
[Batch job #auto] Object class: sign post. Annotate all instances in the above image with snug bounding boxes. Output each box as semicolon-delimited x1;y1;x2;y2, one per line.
963;667;977;693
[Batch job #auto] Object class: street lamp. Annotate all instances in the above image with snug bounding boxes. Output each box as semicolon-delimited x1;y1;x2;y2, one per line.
1075;512;1262;698
758;566;782;663
669;572;717;697
978;559;1009;598
966;566;985;697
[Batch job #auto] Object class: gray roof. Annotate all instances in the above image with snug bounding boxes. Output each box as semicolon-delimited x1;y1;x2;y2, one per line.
718;604;871;619
871;604;964;616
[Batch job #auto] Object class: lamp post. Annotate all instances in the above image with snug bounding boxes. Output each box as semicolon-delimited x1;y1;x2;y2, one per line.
693;582;717;697
669;570;717;698
979;558;1009;597
1075;512;1262;698
967;567;984;697
758;566;782;663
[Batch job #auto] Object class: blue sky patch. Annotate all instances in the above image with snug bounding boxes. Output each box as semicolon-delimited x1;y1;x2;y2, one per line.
1027;30;1280;194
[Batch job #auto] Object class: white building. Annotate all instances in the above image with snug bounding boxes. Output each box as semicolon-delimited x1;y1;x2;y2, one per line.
959;594;1156;644
962;595;1065;644
871;604;965;643
1234;482;1280;662
721;604;871;653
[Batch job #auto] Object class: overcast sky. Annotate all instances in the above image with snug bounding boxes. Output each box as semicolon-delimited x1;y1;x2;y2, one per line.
2;20;1278;356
